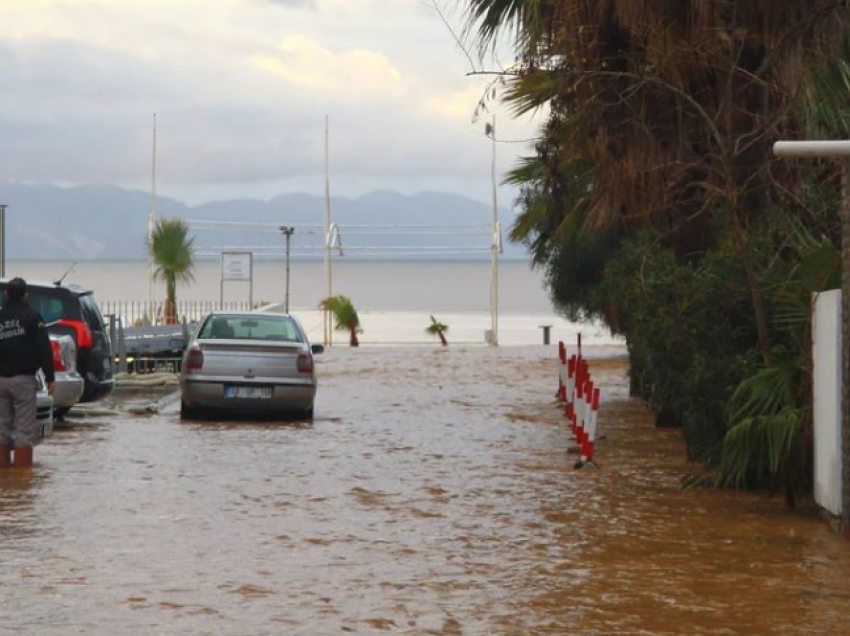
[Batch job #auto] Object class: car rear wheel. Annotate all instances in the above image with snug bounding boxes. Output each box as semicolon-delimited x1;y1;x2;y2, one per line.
54;407;72;421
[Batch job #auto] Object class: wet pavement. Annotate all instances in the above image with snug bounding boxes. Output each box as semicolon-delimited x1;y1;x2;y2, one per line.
1;347;849;635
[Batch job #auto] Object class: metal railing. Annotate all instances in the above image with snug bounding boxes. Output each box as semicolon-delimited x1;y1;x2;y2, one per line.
105;312;188;376
100;300;256;327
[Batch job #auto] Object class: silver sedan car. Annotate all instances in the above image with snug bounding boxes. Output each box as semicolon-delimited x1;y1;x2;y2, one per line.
179;312;323;419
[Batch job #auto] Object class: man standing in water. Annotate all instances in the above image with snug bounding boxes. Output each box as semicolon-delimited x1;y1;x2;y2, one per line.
0;278;54;468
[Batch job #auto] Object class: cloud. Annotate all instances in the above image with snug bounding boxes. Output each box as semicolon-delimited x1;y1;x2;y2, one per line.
0;0;541;199
262;0;316;7
250;35;402;98
427;84;487;121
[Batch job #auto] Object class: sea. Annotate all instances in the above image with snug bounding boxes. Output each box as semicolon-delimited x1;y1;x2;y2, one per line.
7;259;621;347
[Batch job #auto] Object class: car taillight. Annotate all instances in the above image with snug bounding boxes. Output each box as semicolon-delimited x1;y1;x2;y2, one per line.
58;319;93;349
51;340;67;372
186;347;204;373
297;353;314;375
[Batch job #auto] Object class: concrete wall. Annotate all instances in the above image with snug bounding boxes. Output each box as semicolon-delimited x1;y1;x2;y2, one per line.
812;290;844;518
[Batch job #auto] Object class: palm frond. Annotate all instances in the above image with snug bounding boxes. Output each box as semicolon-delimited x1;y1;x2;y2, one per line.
718;408;802;488
425;315;449;335
319;295;361;333
148;218;196;305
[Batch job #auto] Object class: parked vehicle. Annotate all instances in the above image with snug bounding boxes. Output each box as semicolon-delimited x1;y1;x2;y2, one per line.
49;334;85;419
179;312;323;419
0;279;114;403
35;370;54;444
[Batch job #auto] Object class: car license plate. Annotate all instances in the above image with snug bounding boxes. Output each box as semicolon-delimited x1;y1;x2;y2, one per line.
224;386;273;400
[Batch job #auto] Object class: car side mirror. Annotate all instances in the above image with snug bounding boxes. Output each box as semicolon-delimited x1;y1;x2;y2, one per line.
311;344;325;355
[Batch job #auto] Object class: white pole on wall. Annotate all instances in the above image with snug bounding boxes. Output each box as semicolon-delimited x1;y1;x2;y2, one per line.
774;140;850;534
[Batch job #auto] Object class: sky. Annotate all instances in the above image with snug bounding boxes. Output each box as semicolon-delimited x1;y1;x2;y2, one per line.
0;0;541;206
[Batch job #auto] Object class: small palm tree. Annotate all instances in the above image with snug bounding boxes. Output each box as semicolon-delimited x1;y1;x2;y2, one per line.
426;315;449;346
149;218;195;324
320;295;362;347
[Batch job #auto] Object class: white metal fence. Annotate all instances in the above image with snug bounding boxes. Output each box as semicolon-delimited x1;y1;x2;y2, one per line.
100;300;256;327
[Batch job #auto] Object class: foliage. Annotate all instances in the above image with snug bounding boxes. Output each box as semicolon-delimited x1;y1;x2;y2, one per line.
461;0;850;498
719;356;803;488
426;315;449;346
148;218;195;322
320;295;362;347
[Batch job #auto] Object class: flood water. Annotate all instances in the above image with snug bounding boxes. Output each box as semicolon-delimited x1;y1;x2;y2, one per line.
1;347;848;635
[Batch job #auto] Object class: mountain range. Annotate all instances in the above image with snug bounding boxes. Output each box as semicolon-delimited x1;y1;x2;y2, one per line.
0;184;527;261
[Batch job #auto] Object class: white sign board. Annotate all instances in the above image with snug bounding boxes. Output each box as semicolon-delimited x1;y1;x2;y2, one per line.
221;252;253;282
812;290;844;518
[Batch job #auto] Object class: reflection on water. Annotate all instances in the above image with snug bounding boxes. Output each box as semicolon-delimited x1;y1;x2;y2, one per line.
1;346;848;635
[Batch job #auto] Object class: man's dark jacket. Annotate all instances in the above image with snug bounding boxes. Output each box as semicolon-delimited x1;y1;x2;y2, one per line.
0;298;56;383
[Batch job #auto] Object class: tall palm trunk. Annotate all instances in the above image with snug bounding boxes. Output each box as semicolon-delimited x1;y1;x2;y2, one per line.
165;275;177;325
349;322;360;347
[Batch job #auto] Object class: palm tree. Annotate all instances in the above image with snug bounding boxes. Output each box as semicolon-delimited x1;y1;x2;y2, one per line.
468;0;847;363
320;295;362;347
462;0;850;497
149;219;195;324
426;315;449;346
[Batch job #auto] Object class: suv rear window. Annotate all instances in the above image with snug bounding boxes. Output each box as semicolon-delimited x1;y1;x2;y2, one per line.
0;285;80;324
79;294;106;331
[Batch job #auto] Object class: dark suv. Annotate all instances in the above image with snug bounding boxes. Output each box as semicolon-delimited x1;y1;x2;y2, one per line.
0;279;114;404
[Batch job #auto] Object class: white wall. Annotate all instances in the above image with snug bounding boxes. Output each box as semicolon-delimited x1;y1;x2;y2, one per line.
812;290;844;517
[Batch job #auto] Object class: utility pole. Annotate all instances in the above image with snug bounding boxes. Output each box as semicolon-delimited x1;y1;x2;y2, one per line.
282;227;294;314
148;113;158;322
324;115;334;346
487;115;500;346
0;204;6;279
774;140;850;536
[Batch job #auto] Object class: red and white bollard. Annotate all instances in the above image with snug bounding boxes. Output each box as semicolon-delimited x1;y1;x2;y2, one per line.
558;342;567;402
581;387;601;465
573;375;585;441
578;380;592;448
565;356;577;422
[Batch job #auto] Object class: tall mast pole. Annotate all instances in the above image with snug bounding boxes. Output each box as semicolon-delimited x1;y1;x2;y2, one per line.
148;113;158;318
324;115;333;347
490;114;500;346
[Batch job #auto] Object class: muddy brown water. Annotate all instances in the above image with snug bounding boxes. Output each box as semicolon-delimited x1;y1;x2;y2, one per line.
1;347;848;635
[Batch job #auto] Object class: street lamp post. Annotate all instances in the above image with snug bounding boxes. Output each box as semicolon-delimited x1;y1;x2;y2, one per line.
281;226;295;314
774;140;850;535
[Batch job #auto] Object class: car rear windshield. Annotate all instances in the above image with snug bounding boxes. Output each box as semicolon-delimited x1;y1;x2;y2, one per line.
0;285;80;324
199;315;304;343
